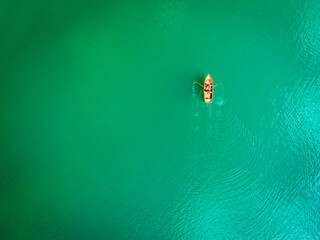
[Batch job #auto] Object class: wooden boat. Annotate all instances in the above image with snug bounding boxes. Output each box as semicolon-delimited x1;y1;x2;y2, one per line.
203;74;213;103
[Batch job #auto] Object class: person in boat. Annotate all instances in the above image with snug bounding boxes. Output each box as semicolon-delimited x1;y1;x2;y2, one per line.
206;84;211;92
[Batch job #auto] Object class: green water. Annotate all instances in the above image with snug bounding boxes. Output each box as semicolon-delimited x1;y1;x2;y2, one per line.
1;0;320;239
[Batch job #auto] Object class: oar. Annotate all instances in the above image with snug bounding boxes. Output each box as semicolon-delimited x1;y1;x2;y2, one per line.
195;82;203;87
214;82;221;88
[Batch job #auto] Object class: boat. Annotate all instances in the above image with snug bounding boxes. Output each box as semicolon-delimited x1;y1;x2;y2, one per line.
203;74;213;103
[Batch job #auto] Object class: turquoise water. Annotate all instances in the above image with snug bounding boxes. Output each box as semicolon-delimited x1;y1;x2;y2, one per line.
1;0;320;239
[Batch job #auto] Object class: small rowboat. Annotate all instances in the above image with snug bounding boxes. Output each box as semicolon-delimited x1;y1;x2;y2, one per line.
203;74;213;103
195;75;220;103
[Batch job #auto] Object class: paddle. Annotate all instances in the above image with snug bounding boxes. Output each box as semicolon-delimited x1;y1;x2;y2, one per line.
195;82;203;87
214;82;221;88
195;82;220;88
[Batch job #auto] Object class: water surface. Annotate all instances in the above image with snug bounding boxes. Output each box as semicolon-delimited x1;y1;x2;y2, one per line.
1;0;320;239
